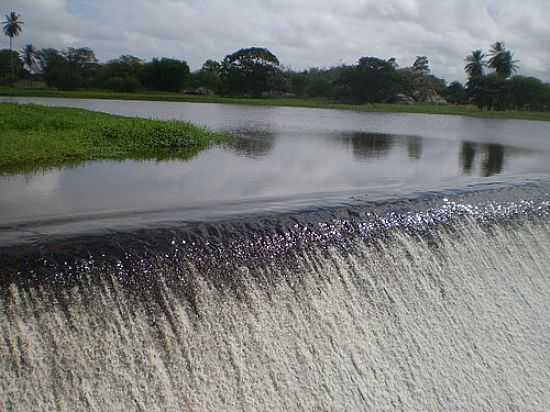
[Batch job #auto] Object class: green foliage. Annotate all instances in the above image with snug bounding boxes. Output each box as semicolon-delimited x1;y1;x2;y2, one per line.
1;39;549;114
463;42;550;111
413;56;430;75
186;59;222;93
537;84;550;111
488;42;518;79
2;11;23;38
336;57;401;103
507;76;545;109
35;47;98;90
444;81;467;104
0;49;24;82
287;72;306;96
465;50;486;78
0;103;228;173
140;58;190;92
2;11;24;83
201;59;221;73
221;47;280;96
99;121;210;149
21;44;37;74
103;76;141;93
95;55;144;91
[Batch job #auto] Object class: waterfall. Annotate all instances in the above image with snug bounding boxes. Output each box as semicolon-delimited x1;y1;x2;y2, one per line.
1;194;550;411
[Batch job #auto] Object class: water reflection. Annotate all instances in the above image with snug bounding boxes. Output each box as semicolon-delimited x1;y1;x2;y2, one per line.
407;137;423;160
460;143;477;175
226;129;276;159
460;142;505;177
347;132;424;161
349;133;395;160
2;98;550;228
483;144;505;177
0;147;206;177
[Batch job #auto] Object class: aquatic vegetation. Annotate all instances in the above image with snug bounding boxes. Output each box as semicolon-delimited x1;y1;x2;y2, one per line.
0;103;230;174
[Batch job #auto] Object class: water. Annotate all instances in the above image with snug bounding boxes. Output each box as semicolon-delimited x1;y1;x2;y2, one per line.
1;97;550;243
2;205;550;410
1;98;550;410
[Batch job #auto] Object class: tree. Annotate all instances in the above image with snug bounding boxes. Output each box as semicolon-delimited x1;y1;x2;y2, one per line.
444;81;467;104
186;59;222;93
536;84;550;111
479;73;508;111
0;49;23;83
140;58;190;92
21;44;37;86
201;59;221;73
286;70;306;96
408;56;446;102
65;47;98;85
508;76;545;110
2;11;24;82
336;57;401;103
465;50;487;109
35;48;59;74
487;42;518;79
304;72;334;97
221;47;280;96
96;55;144;91
36;48;77;90
465;50;486;78
35;47;99;90
412;56;430;75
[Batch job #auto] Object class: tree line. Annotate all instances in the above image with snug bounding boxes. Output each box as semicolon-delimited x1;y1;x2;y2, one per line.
3;11;550;111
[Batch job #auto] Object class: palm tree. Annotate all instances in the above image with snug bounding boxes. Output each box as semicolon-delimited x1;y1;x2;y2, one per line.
21;44;36;87
464;50;487;109
2;11;24;81
465;50;486;78
488;42;519;79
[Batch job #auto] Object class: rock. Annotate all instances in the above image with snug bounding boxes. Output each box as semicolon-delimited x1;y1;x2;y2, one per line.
413;89;448;105
261;91;297;98
423;89;448;105
394;93;416;105
183;87;215;96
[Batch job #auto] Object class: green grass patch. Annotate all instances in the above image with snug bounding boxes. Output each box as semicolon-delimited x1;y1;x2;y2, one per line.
2;87;550;121
0;103;230;175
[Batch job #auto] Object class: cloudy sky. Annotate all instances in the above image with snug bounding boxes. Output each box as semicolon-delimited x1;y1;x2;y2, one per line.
3;0;550;82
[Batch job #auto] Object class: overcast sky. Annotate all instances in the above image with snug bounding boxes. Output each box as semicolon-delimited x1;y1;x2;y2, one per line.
3;0;550;82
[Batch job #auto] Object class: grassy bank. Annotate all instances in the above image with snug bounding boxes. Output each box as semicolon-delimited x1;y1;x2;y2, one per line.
2;87;550;121
0;103;229;174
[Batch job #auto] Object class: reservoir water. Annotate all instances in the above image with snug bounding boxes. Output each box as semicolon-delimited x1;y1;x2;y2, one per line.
1;97;550;241
1;98;550;411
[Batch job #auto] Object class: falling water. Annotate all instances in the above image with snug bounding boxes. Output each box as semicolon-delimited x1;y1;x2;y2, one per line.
2;190;550;411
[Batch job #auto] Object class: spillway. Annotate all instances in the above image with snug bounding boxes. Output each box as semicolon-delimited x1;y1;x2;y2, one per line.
2;184;550;411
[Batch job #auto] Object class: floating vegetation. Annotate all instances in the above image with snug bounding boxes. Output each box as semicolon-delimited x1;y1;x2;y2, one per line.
0;103;231;174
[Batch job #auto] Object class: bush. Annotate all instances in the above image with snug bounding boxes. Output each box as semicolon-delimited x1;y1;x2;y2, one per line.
140;58;190;92
104;76;141;93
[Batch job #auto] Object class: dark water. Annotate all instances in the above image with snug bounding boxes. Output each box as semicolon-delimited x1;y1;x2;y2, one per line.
1;97;550;244
2;98;550;410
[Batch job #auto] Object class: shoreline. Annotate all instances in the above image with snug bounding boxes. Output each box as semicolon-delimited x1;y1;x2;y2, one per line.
2;88;550;122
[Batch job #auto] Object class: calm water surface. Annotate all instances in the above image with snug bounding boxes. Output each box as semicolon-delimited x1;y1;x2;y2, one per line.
1;97;550;234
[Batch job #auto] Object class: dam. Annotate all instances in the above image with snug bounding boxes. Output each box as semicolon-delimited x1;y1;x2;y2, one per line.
1;98;550;410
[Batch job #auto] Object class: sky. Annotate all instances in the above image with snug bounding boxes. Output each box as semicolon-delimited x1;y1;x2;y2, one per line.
2;0;550;82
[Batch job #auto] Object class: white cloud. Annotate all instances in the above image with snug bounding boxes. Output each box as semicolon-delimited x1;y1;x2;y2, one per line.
2;0;550;81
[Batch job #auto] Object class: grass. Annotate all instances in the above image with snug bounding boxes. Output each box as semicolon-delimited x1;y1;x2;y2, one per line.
0;103;230;175
1;87;550;122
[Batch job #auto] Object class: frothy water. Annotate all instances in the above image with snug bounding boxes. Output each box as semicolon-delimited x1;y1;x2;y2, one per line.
2;192;550;410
